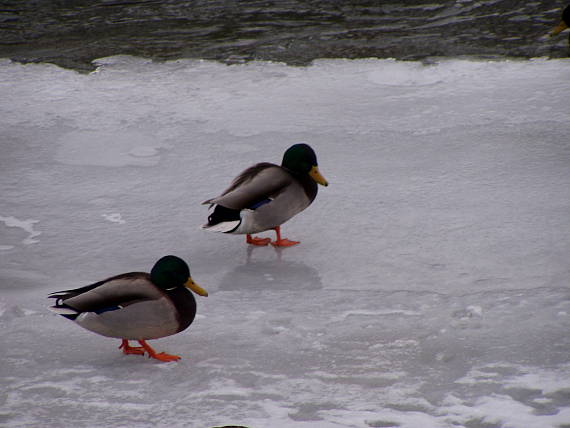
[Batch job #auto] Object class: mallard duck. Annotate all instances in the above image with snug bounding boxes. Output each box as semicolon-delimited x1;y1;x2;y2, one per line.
202;143;328;247
48;255;208;362
550;5;570;40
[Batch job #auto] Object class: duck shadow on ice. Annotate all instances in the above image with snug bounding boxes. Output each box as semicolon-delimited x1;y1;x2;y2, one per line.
218;246;322;292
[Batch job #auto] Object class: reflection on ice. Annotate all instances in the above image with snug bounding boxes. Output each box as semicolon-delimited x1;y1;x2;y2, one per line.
218;247;322;292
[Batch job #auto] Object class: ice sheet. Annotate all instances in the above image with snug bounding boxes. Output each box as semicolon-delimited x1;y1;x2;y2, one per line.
1;57;569;428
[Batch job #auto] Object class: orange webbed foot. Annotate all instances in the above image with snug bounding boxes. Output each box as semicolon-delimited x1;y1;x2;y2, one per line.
137;340;181;362
270;226;299;247
151;352;182;362
271;238;300;247
119;340;145;355
246;234;271;246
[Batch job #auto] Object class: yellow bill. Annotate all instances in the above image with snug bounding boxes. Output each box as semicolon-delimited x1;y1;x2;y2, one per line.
309;165;329;186
185;277;208;297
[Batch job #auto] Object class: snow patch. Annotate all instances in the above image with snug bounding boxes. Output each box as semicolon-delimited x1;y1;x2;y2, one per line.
102;213;126;224
334;309;420;321
0;215;41;245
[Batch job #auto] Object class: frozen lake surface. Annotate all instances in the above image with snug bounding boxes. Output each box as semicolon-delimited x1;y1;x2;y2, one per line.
1;57;570;427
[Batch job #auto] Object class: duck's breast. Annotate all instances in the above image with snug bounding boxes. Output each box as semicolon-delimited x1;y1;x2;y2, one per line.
235;178;313;234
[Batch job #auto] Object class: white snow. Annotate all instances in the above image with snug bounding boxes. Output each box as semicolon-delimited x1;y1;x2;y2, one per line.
0;215;42;246
102;213;127;224
1;56;569;428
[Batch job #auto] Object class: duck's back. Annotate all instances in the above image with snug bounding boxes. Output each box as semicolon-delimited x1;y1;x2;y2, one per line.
67;275;196;340
206;163;291;209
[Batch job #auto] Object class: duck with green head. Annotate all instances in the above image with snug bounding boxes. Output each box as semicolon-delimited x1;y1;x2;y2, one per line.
202;143;328;246
48;255;208;362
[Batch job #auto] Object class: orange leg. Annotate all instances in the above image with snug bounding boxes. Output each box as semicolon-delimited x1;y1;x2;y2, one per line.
270;226;299;247
137;340;181;362
119;339;145;355
246;234;271;246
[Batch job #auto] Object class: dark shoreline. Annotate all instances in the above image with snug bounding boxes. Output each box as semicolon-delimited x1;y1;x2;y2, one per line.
0;0;567;73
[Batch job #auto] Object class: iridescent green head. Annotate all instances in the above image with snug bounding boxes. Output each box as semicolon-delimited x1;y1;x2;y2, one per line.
281;143;328;186
151;255;208;296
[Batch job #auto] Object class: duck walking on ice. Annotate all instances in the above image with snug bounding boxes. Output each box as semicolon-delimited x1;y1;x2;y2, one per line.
48;255;208;362
202;143;328;247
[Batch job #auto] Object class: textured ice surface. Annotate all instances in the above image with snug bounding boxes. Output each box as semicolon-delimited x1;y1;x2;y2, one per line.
1;57;569;428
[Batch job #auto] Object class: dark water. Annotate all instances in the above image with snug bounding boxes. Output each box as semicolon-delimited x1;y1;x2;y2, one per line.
0;0;567;71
